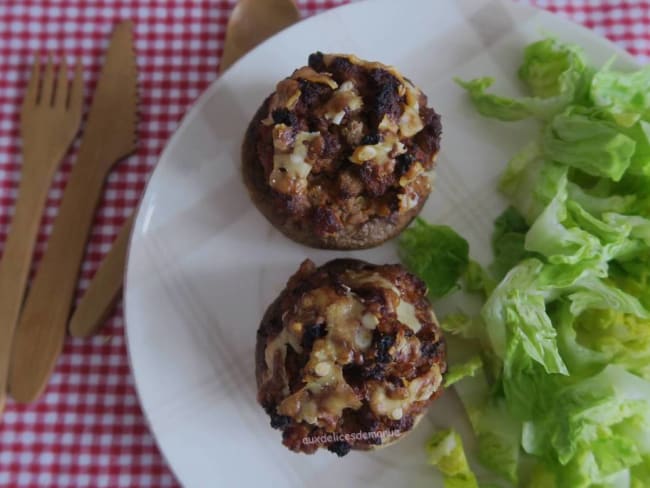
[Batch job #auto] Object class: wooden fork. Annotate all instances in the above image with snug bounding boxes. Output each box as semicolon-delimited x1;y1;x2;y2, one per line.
0;56;83;415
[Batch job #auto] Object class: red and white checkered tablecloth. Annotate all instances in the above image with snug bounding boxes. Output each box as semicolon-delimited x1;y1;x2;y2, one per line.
0;0;648;486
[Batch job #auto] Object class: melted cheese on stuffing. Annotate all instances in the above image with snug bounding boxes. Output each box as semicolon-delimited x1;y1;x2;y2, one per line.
344;271;424;333
321;54;425;138
278;354;361;426
378;114;399;132
349;133;407;167
274;292;371;426
397;190;420;212
269;131;320;192
368;364;443;417
323;81;363;125
399;162;424;187
292;66;338;90
264;55;430;198
399;82;424;137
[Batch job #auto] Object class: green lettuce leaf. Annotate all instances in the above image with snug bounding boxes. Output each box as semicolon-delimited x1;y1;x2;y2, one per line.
542;108;636;181
427;36;650;488
604;212;650;246
456;39;587;122
441;312;484;340
524;173;602;264
611;256;650;310
518;39;587;99
623;120;650;175
499;144;568;224
591;64;650;127
427;429;480;488
567;180;636;216
521;365;650;472
631;456;650;488
567;275;650;318
558;302;650;379
489;206;539;280
398;218;469;298
476;399;522;483
445;356;483;388
526;461;558;488
454;362;492;432
455;77;534;121
481;259;569;375
465;260;496;296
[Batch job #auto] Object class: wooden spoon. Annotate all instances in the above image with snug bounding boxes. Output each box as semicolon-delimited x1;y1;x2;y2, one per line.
68;0;301;338
220;0;300;72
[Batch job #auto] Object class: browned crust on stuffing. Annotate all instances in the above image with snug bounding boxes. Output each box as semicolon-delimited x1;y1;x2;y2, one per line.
242;99;429;249
255;259;447;456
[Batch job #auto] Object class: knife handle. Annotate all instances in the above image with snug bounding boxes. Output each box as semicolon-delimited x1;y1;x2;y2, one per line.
8;155;111;403
69;213;134;338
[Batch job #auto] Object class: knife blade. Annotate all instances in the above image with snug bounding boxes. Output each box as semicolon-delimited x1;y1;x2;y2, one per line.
8;20;138;403
68;213;134;338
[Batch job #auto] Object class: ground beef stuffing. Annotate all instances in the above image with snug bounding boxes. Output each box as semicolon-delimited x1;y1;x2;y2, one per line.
255;259;447;455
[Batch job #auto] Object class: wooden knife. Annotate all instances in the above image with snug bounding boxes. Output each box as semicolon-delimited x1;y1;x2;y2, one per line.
8;21;138;402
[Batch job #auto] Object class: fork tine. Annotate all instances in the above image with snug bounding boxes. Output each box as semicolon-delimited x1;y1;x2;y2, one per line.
40;55;55;107
21;55;41;110
53;56;68;109
68;59;83;116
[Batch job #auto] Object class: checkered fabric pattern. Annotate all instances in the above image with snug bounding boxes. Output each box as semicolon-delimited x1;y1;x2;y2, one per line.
0;0;647;486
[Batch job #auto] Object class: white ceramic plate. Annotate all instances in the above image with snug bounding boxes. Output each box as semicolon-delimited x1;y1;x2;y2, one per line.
124;1;637;486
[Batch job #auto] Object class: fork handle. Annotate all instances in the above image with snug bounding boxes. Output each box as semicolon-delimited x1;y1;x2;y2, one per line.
0;147;65;415
8;153;110;403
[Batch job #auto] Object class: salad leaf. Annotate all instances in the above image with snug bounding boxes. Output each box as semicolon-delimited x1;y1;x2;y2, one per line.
465;260;496;296
498;145;567;224
412;36;650;488
398;218;469;298
482;259;568;375
518;39;587;99
604;212;650;246
542;109;636;181
623;120;650;175
441;312;484;340
427;429;480;488
611;256;650;310
567;180;636;216
456;39;587;121
521;365;650;469
559;305;650;379
567;275;650;318
489;207;538;280
591;64;650;127
455;77;534;121
524;173;602;264
454;364;492;432
445;355;483;387
527;461;558;488
631;456;650;488
476;399;522;483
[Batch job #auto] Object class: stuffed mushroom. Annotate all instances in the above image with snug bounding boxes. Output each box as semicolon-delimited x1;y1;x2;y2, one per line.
242;53;442;249
255;259;447;456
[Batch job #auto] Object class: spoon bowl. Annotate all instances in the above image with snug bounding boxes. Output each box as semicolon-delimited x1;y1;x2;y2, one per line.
221;0;300;72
